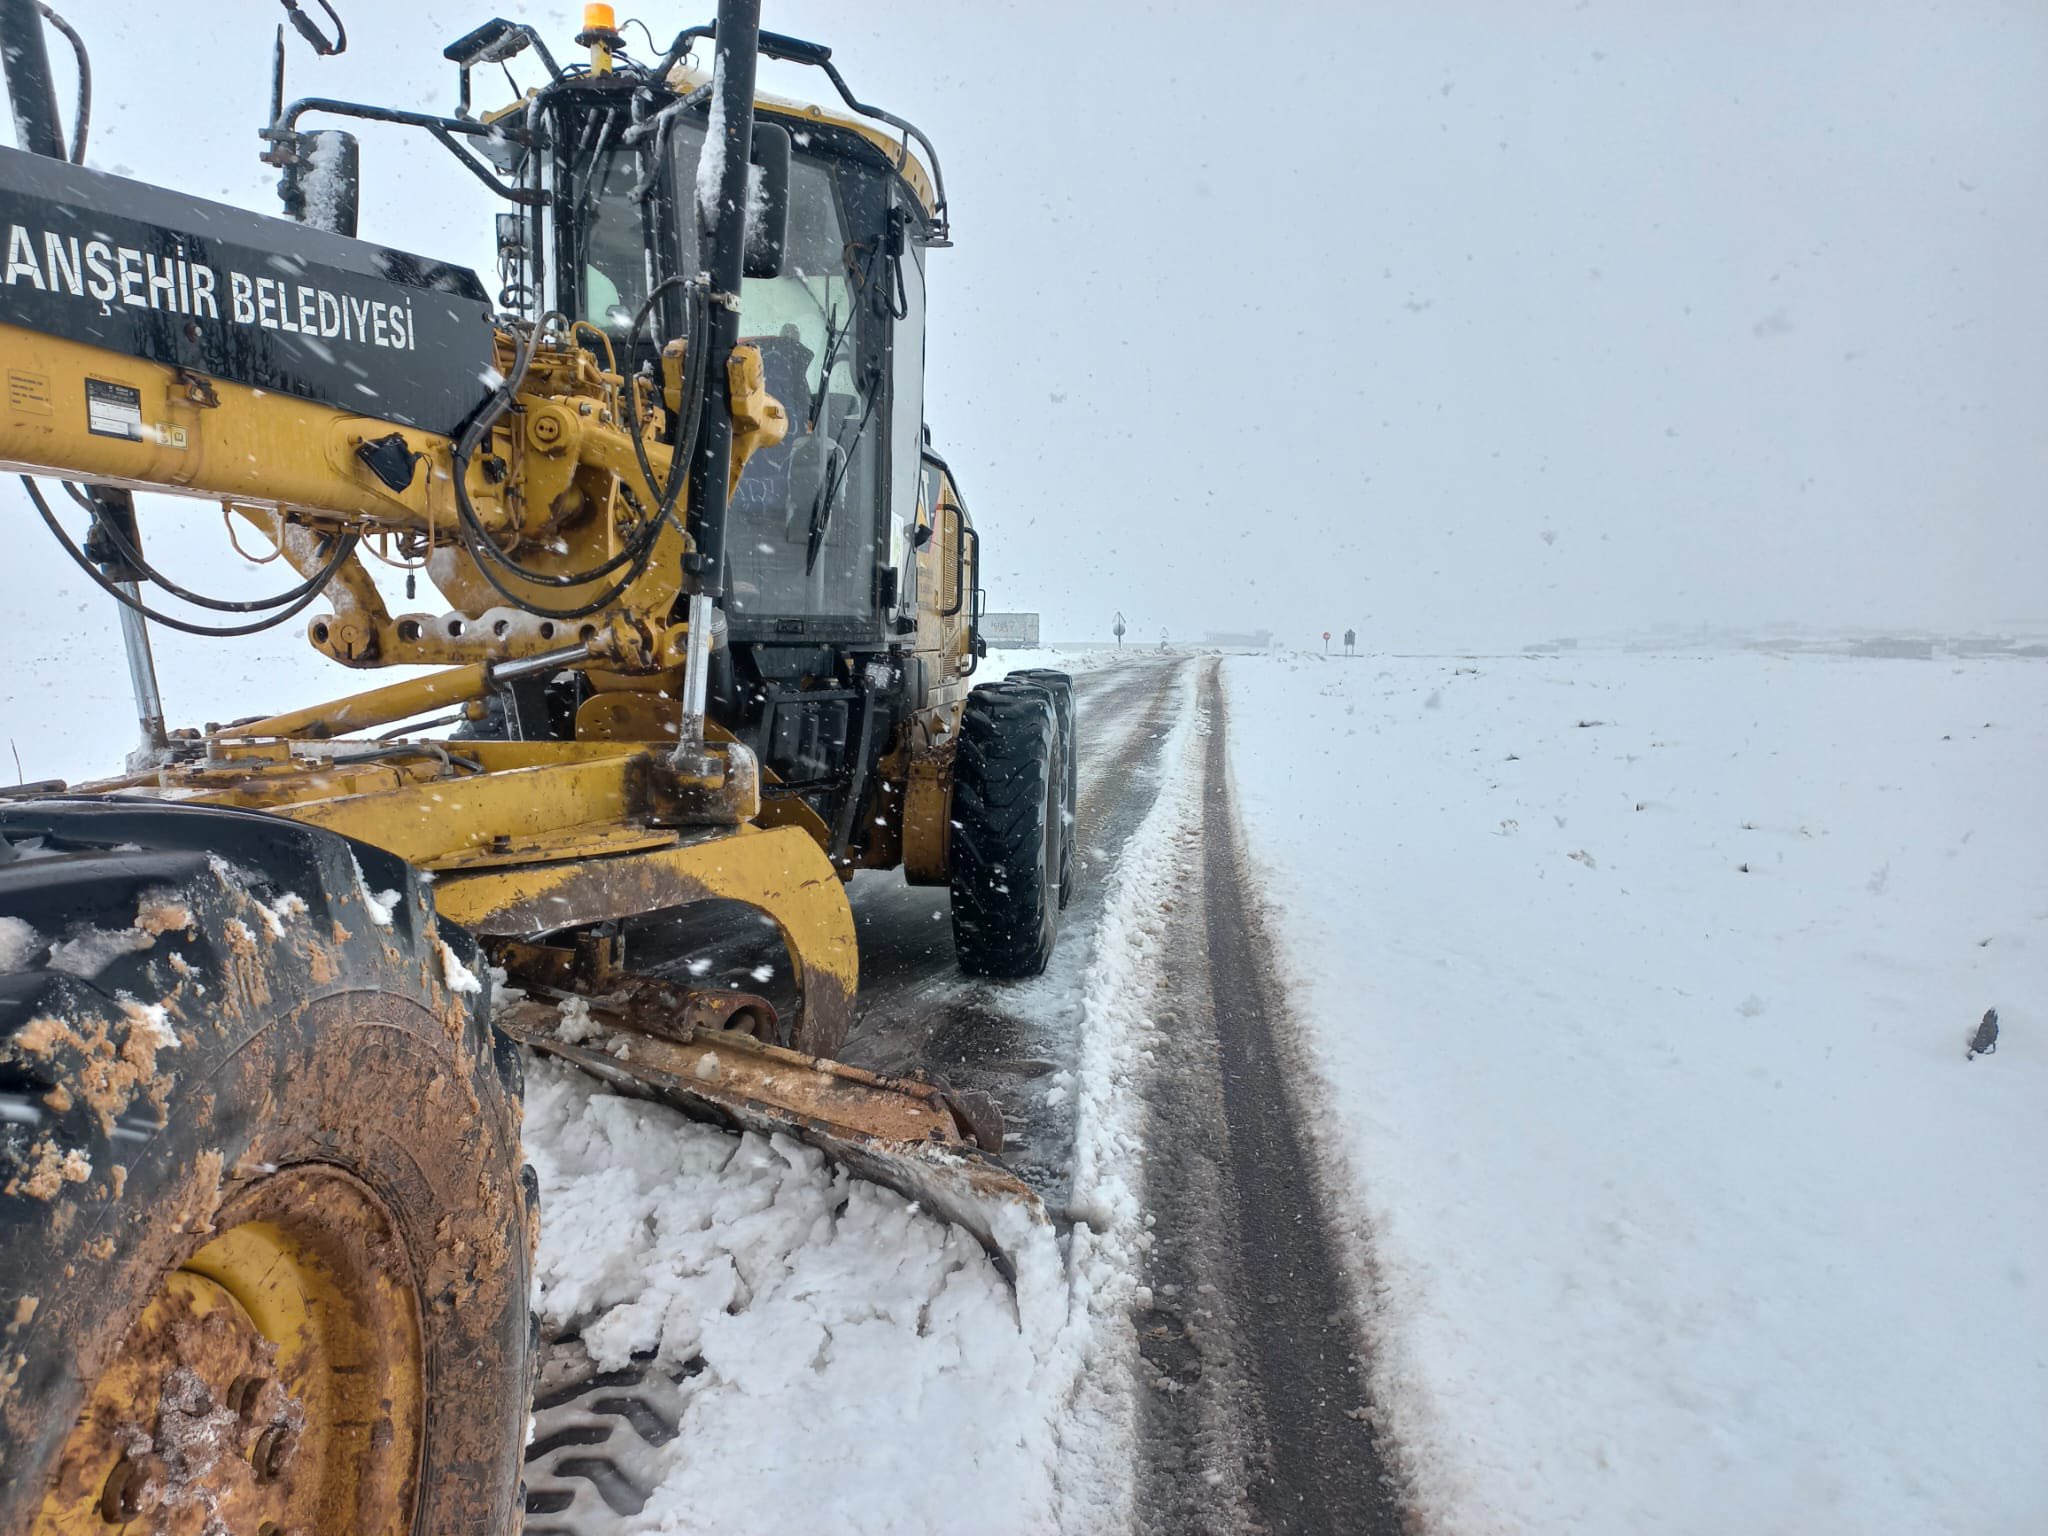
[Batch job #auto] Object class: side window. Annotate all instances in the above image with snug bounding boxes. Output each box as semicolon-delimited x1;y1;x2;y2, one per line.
900;457;941;616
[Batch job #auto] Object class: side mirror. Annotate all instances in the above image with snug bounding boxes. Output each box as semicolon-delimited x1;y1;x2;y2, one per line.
444;17;556;118
744;123;791;280
277;129;360;237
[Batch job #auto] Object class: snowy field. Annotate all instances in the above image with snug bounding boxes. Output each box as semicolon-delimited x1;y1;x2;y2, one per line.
1223;651;2047;1534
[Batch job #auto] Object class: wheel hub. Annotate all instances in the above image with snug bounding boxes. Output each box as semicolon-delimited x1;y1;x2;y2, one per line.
33;1166;424;1535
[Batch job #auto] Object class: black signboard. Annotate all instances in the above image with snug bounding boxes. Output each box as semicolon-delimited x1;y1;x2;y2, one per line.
0;145;497;439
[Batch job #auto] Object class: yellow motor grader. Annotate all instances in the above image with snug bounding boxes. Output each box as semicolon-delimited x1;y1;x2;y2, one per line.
0;3;1074;1529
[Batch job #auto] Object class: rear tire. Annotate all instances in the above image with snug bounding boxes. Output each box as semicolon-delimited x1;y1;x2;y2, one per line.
949;683;1061;977
0;803;532;1534
1008;669;1077;908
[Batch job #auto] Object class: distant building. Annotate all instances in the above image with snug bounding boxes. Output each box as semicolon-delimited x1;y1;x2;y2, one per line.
1203;630;1274;650
981;612;1040;646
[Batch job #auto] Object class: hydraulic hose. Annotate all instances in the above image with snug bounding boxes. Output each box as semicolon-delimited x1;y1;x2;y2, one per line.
24;477;358;639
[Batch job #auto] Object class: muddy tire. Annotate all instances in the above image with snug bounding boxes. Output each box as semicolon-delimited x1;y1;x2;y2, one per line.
0;801;532;1534
949;683;1062;977
1007;669;1077;908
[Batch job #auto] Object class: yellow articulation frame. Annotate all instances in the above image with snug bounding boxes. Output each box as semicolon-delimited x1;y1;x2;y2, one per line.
0;310;849;1034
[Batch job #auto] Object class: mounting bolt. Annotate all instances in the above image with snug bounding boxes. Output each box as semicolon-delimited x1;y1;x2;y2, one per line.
99;1457;144;1523
227;1374;270;1423
97;1451;166;1523
252;1426;295;1483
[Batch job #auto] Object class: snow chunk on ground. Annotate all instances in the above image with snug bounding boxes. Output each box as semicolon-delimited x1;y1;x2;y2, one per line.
1223;651;2048;1533
552;994;598;1045
524;1055;1067;1532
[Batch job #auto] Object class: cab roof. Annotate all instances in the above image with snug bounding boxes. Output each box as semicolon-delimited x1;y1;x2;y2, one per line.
667;63;941;230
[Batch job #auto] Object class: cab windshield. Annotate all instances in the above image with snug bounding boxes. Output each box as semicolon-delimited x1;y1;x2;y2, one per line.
575;120;889;636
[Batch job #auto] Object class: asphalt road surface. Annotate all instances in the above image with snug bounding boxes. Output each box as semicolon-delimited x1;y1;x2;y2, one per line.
1127;659;1400;1536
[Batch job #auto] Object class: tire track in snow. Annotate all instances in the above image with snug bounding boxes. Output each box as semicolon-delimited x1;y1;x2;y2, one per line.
1130;658;1402;1534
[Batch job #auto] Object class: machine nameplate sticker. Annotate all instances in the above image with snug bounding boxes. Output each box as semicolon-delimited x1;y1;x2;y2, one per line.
85;378;142;440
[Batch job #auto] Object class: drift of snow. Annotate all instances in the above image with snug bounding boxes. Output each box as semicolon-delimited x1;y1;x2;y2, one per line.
1223;651;2048;1533
991;646;1119;681
1048;665;1206;1522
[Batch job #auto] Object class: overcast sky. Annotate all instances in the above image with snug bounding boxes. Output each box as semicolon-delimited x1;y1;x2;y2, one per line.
5;0;2043;681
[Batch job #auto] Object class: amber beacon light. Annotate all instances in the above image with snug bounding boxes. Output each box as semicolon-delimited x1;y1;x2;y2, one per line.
578;3;619;70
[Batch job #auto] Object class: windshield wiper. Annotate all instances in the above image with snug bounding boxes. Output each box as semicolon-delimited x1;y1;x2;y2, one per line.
805;370;880;573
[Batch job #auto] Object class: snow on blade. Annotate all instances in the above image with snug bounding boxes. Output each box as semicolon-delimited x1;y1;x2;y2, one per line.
513;672;1212;1536
523;1056;1070;1533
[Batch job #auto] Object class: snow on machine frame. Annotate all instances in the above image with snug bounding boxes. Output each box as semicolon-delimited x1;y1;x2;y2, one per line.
0;3;1067;1529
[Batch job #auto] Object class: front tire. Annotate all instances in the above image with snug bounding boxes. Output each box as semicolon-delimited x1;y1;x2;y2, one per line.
0;803;532;1535
949;683;1062;977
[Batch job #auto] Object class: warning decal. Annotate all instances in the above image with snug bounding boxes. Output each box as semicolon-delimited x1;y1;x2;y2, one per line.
85;378;142;441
